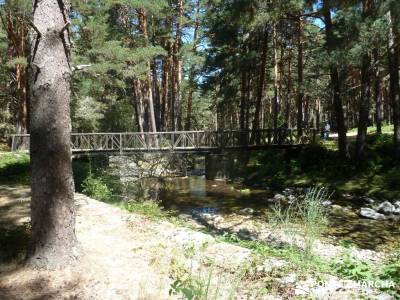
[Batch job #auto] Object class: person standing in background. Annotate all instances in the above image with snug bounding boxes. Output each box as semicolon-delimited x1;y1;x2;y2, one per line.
324;122;331;140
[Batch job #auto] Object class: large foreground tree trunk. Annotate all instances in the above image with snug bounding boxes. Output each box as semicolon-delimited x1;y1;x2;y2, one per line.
26;0;78;268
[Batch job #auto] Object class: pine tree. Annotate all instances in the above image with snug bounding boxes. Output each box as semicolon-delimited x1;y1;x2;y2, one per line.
27;0;78;268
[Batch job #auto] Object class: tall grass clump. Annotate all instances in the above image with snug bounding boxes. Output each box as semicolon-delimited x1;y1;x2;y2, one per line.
169;266;242;300
269;187;329;261
299;187;329;257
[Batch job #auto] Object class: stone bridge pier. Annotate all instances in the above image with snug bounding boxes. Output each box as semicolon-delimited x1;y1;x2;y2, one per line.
205;152;248;180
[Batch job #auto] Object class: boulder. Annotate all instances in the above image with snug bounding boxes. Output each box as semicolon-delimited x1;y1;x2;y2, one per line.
322;200;333;206
273;194;286;201
377;201;396;215
240;208;255;215
213;216;225;225
287;195;297;203
394;201;400;209
359;208;386;220
237;228;256;240
360;196;375;204
283;188;294;195
342;193;355;200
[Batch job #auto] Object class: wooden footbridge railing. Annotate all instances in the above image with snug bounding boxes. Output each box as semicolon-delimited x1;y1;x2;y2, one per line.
10;129;317;153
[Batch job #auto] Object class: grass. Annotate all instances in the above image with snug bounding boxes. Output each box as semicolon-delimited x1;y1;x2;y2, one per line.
218;231;400;297
169;266;241;300
244;133;400;199
347;124;394;135
270;187;330;259
0;150;399;297
0;152;30;185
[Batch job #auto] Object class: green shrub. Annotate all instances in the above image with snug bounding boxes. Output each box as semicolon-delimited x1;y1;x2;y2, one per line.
124;200;166;219
82;174;113;202
332;252;375;281
0;153;30;184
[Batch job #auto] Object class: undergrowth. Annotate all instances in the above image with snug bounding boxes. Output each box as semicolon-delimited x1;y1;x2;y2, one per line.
244;134;400;199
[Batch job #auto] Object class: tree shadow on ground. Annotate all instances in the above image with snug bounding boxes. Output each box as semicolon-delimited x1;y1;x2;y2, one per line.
0;264;82;300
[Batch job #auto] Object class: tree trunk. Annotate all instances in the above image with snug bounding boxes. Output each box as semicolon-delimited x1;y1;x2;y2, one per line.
133;78;145;133
356;0;373;159
240;69;247;131
388;6;400;159
152;61;161;131
172;0;183;131
251;28;268;143
138;9;157;134
323;1;349;158
27;0;78;268
4;10;29;137
373;49;382;134
285;49;292;127
296;16;304;138
356;53;371;158
161;56;170;131
185;0;201;131
273;23;280;135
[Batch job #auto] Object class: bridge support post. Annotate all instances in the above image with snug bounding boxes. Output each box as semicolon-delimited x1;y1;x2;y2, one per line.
119;133;123;155
205;153;233;180
11;135;15;152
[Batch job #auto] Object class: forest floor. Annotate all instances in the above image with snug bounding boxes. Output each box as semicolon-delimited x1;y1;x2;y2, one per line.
0;185;397;300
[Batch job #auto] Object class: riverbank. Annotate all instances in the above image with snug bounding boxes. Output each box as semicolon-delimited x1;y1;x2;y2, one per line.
240;133;400;200
0;185;398;299
1;136;400;298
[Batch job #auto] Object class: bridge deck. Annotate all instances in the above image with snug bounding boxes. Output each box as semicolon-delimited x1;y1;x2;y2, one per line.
10;129;317;153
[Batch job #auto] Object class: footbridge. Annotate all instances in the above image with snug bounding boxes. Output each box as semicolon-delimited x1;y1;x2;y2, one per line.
10;129;317;154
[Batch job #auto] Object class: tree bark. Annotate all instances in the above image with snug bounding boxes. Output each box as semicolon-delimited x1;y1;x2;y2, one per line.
133;78;145;133
240;69;247;131
172;0;183;131
273;23;280;135
323;1;349;158
296;16;304;138
185;0;201;131
3;9;29;137
251;28;268;143
161;56;170;131
388;6;400;159
373;49;382;134
138;8;157;134
26;0;78;268
356;0;373;159
152;60;161;131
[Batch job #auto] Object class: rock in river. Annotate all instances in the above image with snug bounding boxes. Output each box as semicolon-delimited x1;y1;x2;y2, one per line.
273;194;286;201
359;207;386;220
377;201;396;215
240;208;255;215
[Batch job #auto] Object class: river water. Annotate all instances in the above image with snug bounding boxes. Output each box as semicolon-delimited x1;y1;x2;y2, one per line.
158;176;400;252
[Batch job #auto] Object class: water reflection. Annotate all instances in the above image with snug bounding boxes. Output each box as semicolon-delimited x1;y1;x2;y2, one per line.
157;176;400;252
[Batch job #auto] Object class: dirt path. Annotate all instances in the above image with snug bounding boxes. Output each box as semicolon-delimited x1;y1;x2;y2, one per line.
0;186;254;299
0;185;395;299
